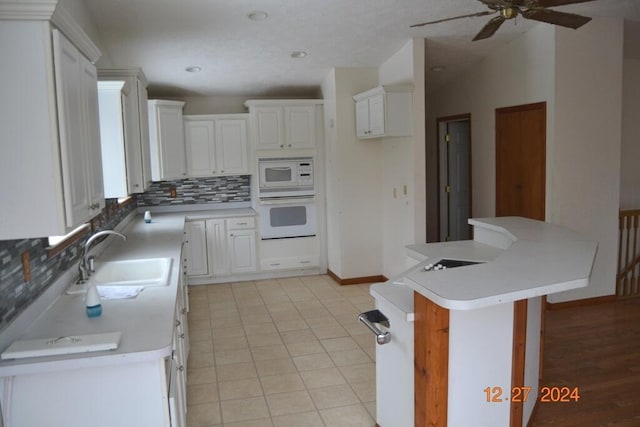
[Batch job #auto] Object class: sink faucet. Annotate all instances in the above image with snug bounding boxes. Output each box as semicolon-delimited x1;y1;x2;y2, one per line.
78;230;127;283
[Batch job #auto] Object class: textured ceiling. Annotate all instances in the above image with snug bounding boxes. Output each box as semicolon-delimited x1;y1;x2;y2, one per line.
83;0;640;98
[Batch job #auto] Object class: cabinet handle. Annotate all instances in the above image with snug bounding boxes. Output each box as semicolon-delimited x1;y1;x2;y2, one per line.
182;308;187;315
237;222;247;225
179;333;185;339
288;144;292;147
300;260;311;264
220;170;224;173
280;144;284;148
134;184;140;188
175;320;181;327
212;171;216;174
270;263;281;266
178;365;184;371
230;233;234;237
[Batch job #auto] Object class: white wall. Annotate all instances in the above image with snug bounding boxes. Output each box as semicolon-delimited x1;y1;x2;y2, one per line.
321;68;382;279
621;20;640;210
548;18;623;302
621;58;640;209
378;39;427;279
427;18;624;302
426;23;555;220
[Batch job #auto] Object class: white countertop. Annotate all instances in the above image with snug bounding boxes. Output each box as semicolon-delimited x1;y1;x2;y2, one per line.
401;217;598;310
0;213;190;376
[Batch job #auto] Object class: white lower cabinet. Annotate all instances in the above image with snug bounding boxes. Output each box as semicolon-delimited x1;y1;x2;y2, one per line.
184;221;209;276
186;217;257;280
169;261;189;427
0;251;191;427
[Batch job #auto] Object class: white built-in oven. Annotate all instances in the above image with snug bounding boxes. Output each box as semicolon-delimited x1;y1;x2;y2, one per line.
258;157;314;198
258;197;316;239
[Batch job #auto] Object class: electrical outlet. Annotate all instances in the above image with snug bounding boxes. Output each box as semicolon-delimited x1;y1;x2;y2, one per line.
170;187;177;198
21;251;31;282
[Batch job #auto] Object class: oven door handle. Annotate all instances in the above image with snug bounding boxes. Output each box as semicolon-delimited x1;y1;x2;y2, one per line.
259;197;315;205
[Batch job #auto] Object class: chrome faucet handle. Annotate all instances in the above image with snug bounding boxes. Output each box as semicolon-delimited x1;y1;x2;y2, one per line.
88;256;96;273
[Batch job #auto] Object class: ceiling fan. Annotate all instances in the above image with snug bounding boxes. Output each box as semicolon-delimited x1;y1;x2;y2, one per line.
411;0;595;41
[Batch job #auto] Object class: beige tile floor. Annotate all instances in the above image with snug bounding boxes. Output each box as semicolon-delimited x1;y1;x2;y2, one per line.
185;275;378;427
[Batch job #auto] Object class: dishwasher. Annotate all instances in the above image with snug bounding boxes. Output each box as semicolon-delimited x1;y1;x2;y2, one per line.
359;279;414;427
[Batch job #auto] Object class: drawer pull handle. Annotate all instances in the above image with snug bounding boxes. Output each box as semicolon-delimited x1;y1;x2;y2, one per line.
300;260;311;264
270;263;281;266
237;222;247;225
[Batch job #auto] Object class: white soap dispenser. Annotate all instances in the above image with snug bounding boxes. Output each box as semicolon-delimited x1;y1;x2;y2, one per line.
86;284;102;318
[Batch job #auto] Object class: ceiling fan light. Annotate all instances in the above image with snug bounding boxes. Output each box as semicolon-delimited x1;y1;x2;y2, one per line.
500;7;518;19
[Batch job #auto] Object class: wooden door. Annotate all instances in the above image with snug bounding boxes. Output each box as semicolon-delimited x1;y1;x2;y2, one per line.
495;102;546;220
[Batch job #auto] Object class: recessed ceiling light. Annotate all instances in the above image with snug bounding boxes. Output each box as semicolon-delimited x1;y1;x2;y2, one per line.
247;11;268;21
430;66;446;72
290;51;308;59
185;66;202;73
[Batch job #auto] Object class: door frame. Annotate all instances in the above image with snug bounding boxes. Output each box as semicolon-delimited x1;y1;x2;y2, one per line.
436;113;473;242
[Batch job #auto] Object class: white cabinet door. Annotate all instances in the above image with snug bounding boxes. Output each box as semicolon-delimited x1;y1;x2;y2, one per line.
215;119;248;175
206;219;230;277
53;30;103;227
228;230;257;274
98;81;127;198
185;120;216;177
367;93;385;137
253;106;284;150
285;106;315;149
81;59;105;212
136;80;152;191
185;221;209;277
148;100;186;181
355;99;370;138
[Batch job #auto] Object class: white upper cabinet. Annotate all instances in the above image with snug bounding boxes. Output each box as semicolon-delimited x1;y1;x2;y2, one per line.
353;85;413;139
98;68;152;194
285;106;315;149
215;118;248;175
97;81;128;198
54;29;105;226
252;107;284;150
148;100;186;181
245;101;322;151
184;115;248;177
185;119;216;177
0;8;104;238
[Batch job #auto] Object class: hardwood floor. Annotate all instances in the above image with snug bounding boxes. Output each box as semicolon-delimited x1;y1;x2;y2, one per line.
531;298;640;426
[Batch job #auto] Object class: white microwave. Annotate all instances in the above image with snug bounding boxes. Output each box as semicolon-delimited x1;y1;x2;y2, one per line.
258;157;314;198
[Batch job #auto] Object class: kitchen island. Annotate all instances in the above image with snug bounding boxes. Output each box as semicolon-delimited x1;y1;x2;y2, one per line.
370;217;597;427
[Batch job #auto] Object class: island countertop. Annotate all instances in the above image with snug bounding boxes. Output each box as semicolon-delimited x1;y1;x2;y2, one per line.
402;217;598;310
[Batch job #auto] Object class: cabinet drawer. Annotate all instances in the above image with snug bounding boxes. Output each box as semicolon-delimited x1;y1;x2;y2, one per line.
261;256;319;271
227;217;255;230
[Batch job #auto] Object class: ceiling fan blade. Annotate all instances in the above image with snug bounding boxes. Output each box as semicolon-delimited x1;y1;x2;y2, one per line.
477;0;514;8
411;10;495;28
529;0;595;7
472;15;506;41
522;8;592;29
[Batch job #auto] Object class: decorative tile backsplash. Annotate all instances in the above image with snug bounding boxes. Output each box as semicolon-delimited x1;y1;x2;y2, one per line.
0;176;252;332
0;199;136;332
136;175;251;207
